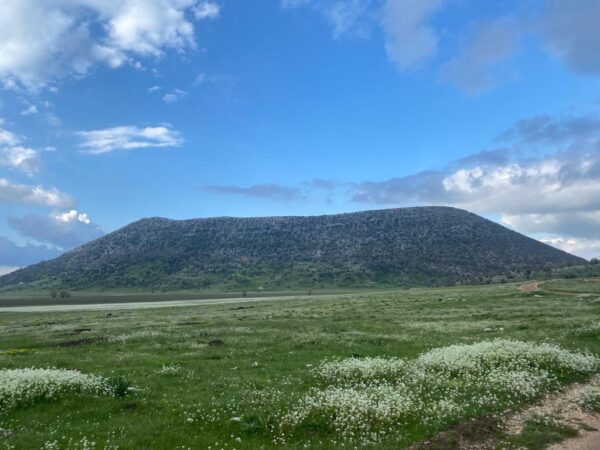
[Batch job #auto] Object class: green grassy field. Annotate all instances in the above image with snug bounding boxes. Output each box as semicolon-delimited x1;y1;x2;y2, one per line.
0;282;599;449
543;277;600;294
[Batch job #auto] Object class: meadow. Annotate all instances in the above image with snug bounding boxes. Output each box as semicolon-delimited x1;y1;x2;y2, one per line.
0;280;599;449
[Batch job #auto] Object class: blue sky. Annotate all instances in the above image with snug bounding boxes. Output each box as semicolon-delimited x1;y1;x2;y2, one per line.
1;0;599;272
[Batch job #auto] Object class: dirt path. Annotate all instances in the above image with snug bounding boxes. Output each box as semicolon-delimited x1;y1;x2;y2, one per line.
549;432;600;450
506;375;600;450
413;377;600;449
518;280;544;292
0;295;298;312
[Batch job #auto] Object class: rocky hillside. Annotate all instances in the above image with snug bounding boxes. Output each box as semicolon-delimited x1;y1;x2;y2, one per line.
0;207;585;291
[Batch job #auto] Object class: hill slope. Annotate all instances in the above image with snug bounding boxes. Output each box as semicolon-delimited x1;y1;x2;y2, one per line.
0;207;585;291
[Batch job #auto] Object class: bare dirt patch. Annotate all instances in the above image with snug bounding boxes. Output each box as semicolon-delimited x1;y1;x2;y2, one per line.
506;376;600;449
518;281;544;292
411;414;502;449
412;377;600;449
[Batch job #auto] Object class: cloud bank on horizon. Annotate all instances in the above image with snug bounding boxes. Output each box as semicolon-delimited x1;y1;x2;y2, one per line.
0;0;599;272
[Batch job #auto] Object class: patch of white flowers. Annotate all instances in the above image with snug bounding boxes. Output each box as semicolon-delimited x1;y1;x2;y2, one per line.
0;368;115;413
280;340;599;445
108;330;162;343
572;384;600;411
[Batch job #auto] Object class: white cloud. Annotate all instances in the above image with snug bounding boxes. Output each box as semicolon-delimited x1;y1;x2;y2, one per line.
281;0;600;93
0;128;20;146
193;72;237;86
8;210;104;250
281;0;447;69
46;113;62;127
0;178;75;208
0;265;20;276
20;104;39;116
501;211;600;240
0;146;40;175
54;209;92;225
148;85;161;92
0;0;221;90
77;125;183;154
541;237;600;260
281;0;374;39
162;88;187;103
325;1;373;39
440;19;518;94
104;0;197;57
439;156;600;214
0;125;40;174
380;0;445;71
194;2;220;20
350;110;600;257
194;73;209;84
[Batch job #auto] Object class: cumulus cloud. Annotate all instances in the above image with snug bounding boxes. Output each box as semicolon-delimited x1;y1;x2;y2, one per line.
353;148;600;216
438;156;600;214
0;0;221;90
540;237;600;260
77;125;183;154
350;110;600;258
502;212;600;240
538;0;600;75
440;19;518;94
381;0;445;71
0;236;61;268
202;183;304;201
8;210;104;250
0;178;74;208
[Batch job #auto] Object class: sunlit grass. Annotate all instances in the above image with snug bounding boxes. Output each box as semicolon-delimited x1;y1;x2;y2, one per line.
0;282;598;448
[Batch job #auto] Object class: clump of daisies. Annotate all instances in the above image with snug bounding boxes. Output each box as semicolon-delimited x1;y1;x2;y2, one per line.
0;368;123;413
280;339;599;445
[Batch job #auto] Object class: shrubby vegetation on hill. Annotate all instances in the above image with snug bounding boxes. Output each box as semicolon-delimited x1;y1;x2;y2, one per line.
0;207;585;291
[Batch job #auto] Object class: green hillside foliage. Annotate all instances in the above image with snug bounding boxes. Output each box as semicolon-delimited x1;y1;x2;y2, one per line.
0;207;585;292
